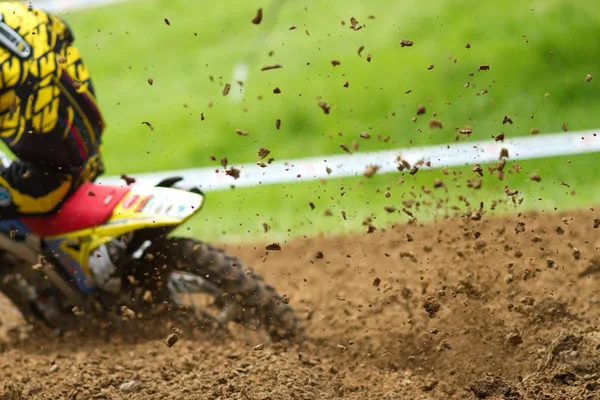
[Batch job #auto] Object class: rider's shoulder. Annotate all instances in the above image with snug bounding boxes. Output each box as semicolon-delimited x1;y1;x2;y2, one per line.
0;2;49;28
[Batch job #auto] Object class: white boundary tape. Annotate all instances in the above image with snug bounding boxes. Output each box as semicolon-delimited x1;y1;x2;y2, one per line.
97;130;600;191
25;0;132;13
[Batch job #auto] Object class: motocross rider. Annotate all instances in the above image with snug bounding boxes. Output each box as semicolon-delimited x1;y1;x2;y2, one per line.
0;2;122;320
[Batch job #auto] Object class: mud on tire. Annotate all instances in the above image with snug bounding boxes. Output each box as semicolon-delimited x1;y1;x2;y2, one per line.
158;238;303;341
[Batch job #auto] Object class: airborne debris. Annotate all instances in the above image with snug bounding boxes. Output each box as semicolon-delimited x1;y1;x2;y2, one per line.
561;123;568;132
235;129;249;136
121;306;135;320
164;18;170;26
273;87;281;94
318;101;331;114
364;165;380;178
343;81;350;88
400;40;413;47
515;221;525;234
147;78;153;85
416;105;426;115
339;144;351;154
223;83;231;96
433;179;445;189
502;116;513;124
478;64;490;71
220;157;228;169
594;218;600;229
467;179;482;189
427;64;434;70
402;208;415;218
120;174;136;186
372;277;381;287
275;119;281;129
349;17;362;31
258;147;271;159
226;167;240;179
142;290;153;303
586;74;593;82
396;157;411;171
422;296;440;318
266;243;282;251
331;60;340;67
163;327;180;348
429;119;443;129
530;174;542;182
261;64;283;71
251;8;263;24
141;121;154;130
504;186;519;196
72;306;85;317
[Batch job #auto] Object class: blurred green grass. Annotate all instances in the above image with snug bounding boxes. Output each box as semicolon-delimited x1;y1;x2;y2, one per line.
58;0;600;242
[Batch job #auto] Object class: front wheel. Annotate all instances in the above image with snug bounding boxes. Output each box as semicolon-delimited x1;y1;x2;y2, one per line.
146;238;304;341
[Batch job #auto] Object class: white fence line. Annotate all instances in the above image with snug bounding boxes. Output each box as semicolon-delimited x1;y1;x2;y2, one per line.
97;130;600;191
26;0;132;13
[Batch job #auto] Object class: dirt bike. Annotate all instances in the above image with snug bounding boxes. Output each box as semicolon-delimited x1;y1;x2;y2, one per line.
0;174;302;341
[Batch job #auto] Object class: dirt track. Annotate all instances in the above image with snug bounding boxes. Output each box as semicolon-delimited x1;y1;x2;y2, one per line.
2;209;600;399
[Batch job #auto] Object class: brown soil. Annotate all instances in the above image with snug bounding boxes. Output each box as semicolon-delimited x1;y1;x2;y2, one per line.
2;209;600;399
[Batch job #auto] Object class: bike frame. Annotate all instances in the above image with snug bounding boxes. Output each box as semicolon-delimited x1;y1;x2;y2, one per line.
0;178;204;305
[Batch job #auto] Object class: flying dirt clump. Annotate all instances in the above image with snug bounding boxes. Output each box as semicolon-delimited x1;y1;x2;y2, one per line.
163;327;181;348
251;8;263;24
422;296;440;318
